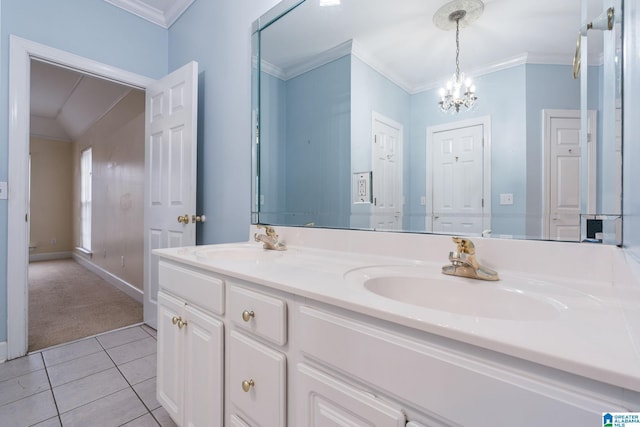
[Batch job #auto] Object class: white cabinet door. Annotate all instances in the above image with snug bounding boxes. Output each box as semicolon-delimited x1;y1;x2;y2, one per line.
184;304;224;427
157;291;185;424
296;363;405;427
157;290;224;427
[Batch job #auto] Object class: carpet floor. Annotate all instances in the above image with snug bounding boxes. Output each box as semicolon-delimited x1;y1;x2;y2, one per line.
28;258;143;352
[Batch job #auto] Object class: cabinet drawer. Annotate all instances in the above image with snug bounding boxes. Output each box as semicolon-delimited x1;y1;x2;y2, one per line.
296;363;405;426
230;331;286;427
297;305;625;427
229;285;287;345
159;261;225;315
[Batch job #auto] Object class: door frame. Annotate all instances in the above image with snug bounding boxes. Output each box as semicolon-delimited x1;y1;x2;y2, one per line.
7;36;154;360
542;109;596;240
425;116;492;234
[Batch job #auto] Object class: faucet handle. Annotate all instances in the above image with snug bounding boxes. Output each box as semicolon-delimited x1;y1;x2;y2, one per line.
257;224;277;237
452;237;475;255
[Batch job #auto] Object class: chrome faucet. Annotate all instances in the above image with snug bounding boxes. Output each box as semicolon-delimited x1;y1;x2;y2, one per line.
254;225;287;251
442;237;499;281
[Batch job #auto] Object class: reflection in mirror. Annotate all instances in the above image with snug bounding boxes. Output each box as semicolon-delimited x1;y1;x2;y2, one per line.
252;0;622;243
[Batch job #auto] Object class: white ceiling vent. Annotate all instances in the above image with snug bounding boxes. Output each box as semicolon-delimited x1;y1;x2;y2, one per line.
104;0;195;28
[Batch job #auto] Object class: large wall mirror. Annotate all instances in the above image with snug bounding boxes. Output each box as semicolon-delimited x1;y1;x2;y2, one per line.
252;0;622;243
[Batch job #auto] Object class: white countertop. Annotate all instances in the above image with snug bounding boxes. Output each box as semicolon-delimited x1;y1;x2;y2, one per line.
154;227;640;393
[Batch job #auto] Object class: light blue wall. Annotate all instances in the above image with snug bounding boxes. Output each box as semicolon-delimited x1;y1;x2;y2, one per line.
269;58;588;238
350;55;411;229
284;56;351;227
258;72;287;224
168;0;280;244
411;65;528;237
0;0;168;345
623;2;640;262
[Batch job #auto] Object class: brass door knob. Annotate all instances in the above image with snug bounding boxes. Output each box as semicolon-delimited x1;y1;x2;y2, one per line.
242;310;255;322
242;379;255;392
177;319;188;329
172;316;180;325
192;214;206;223
177;215;190;224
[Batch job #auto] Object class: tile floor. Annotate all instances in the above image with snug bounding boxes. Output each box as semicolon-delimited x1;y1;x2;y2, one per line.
0;324;177;427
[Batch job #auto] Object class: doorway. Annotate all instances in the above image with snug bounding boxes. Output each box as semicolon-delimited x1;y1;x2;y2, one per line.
8;37;153;359
7;36;199;360
426;116;491;236
27;59;146;352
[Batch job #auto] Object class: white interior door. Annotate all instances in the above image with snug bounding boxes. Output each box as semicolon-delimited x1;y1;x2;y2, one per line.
548;115;581;241
144;61;199;328
544;110;596;242
432;125;484;236
371;113;403;230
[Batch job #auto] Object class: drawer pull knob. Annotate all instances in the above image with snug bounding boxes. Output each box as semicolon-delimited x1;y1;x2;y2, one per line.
242;379;255;392
172;316;187;328
242;310;255;322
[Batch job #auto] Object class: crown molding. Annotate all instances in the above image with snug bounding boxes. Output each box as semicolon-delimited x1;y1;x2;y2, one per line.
104;0;194;29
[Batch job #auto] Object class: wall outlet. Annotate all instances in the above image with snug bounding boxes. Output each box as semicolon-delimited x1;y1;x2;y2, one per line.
420;196;427;206
50;238;57;246
121;256;125;267
500;193;514;205
0;182;7;200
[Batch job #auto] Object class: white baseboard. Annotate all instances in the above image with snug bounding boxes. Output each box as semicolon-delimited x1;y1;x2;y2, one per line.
0;341;7;363
72;254;143;303
29;251;72;262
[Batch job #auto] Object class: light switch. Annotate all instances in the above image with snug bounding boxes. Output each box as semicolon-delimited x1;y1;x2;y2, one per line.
0;182;7;200
500;193;513;205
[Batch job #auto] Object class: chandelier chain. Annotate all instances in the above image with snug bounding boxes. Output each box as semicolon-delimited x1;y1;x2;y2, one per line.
455;18;460;81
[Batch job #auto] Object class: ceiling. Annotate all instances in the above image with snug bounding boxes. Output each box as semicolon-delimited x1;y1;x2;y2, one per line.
261;0;610;93
30;1;196;142
30;60;136;142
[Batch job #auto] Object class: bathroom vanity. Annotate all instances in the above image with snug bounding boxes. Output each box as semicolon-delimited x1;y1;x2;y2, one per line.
154;226;640;427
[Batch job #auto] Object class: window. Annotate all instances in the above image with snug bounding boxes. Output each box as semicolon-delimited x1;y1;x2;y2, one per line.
80;147;92;251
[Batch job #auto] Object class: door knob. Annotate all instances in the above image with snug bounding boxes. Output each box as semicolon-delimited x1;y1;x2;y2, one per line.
177;215;190;224
192;214;206;223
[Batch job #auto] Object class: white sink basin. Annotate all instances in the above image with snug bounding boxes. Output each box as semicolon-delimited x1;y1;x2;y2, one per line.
345;265;570;321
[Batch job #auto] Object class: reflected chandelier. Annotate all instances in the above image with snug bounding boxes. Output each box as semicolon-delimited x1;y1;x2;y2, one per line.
434;0;484;113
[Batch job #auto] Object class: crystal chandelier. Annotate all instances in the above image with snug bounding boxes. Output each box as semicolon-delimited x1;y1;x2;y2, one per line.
436;7;479;113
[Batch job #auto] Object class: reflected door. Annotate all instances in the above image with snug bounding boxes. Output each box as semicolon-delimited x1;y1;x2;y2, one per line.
371;113;403;230
548;115;581;241
144;61;199;328
432;125;484;236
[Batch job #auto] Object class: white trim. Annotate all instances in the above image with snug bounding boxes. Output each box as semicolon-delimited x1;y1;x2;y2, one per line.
29;251;72;262
426;116;492;234
72;253;144;304
104;0;194;29
0;342;7;363
285;39;352;81
542;109;597;240
7;35;154;360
